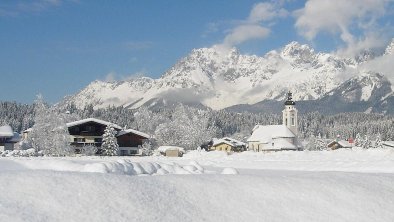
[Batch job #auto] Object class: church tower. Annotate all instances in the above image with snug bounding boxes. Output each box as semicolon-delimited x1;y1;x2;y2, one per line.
282;92;298;136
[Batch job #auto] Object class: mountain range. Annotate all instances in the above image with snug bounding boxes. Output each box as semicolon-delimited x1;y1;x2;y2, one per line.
62;39;394;115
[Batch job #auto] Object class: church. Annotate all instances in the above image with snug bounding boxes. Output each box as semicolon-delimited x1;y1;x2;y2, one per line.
247;92;299;151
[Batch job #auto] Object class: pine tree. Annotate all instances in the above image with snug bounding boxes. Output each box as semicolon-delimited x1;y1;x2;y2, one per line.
101;124;119;156
355;133;363;147
374;134;383;149
362;135;372;149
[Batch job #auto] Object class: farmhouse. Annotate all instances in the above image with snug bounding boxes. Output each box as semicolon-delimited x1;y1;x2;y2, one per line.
0;125;20;151
327;140;353;150
211;137;246;152
66;118;150;156
247;92;298;151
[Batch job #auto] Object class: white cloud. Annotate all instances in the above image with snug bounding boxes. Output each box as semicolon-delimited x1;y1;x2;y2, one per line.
0;0;72;17
220;1;288;48
248;2;288;23
104;72;117;82
294;0;392;56
223;25;270;47
103;70;148;82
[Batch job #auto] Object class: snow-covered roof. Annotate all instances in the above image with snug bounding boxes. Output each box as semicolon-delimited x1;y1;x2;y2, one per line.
273;138;297;150
247;125;295;143
157;146;185;153
213;137;245;147
383;141;394;147
337;140;352;148
0;125;14;137
117;129;150;139
9;132;20;143
328;140;352;148
66;118;122;130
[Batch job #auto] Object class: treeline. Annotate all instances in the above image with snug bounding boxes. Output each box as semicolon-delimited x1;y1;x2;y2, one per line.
1;101;394;143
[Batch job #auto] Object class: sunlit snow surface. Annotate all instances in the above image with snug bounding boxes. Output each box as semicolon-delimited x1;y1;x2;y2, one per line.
1;148;394;221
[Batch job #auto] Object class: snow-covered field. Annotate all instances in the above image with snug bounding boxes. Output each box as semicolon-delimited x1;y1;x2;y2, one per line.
1;148;394;221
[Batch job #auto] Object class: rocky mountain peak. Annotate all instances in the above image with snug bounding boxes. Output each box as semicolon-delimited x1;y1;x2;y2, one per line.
385;38;394;55
280;41;316;64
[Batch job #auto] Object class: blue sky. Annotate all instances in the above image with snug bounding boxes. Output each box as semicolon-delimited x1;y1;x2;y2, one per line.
1;0;393;103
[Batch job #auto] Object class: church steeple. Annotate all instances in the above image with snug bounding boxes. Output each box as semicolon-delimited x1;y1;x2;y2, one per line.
284;92;295;105
282;91;298;136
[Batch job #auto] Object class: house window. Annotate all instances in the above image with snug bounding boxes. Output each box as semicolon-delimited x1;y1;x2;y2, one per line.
285;118;288;126
74;138;85;143
291;117;295;126
94;138;102;143
272;143;274;146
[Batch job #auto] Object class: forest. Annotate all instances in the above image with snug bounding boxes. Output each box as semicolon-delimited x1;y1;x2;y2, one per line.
1;100;394;150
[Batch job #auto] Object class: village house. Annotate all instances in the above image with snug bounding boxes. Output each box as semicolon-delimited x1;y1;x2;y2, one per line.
66;118;150;156
0;125;20;152
157;146;185;157
247;92;299;151
211;137;246;152
327;140;353;150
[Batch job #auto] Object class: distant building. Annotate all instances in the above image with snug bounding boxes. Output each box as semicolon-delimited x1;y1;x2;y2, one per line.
383;141;394;149
0;125;20;152
327;140;353;150
211;137;246;152
157;146;185;157
247;92;298;151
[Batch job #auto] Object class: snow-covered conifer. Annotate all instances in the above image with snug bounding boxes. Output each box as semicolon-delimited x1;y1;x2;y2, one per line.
101;124;119;156
374;135;383;149
355;133;363;147
362;135;372;149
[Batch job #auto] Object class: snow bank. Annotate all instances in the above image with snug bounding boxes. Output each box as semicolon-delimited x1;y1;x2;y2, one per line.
1;170;394;222
11;158;207;176
183;148;394;173
1;148;37;157
221;167;238;174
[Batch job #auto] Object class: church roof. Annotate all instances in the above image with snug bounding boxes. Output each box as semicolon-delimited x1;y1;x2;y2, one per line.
247;125;295;143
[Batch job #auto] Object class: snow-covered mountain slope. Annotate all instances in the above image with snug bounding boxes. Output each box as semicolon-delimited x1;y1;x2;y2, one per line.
63;41;394;112
385;38;394;55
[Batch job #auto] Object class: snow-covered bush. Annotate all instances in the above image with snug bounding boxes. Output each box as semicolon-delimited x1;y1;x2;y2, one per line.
141;141;153;156
81;145;98;156
101;124;119;156
1;148;37;157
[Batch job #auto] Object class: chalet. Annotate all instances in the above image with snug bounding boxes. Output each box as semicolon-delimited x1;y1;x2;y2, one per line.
66;118;150;156
0;125;20;152
117;129;150;156
247;92;298;151
327;140;353;150
211;137;246;152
